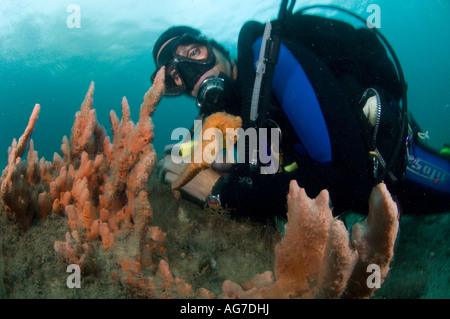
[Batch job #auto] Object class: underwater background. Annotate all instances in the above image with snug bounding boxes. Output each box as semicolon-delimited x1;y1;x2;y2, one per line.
1;0;449;170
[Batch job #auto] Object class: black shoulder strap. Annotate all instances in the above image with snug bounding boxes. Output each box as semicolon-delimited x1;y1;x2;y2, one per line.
240;0;295;171
255;0;295;130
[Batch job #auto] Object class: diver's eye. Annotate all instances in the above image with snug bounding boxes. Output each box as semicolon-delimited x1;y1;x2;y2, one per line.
177;43;208;60
189;44;208;60
189;47;200;59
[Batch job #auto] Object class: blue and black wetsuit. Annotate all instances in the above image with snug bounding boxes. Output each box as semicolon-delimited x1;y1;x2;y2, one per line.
211;15;449;221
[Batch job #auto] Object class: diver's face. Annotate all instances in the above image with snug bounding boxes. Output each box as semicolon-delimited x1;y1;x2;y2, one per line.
172;44;235;97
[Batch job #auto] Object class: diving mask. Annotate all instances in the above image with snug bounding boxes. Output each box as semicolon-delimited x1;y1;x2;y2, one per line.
151;34;216;96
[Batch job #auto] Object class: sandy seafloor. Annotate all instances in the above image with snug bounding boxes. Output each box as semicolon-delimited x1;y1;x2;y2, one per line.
0;170;448;299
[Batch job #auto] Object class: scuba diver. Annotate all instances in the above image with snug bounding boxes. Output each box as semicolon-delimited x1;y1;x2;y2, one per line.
152;3;450;222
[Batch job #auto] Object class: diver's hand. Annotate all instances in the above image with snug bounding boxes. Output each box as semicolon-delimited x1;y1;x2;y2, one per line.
158;153;221;202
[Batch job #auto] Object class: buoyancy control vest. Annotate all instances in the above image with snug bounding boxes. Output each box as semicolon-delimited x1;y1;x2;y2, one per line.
237;6;408;187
